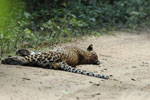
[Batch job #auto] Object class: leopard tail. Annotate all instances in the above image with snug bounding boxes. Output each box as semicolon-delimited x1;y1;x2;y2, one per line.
59;62;109;79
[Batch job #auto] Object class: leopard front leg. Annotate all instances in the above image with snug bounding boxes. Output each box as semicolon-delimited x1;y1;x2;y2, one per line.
2;56;28;65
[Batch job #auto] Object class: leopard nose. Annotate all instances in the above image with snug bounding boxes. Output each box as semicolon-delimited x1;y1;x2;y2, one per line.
96;60;100;65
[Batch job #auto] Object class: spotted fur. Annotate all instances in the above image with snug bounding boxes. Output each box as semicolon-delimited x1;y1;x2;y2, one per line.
2;44;109;79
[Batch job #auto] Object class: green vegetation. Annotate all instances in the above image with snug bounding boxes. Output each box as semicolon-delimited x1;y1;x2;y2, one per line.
0;0;25;57
0;0;150;59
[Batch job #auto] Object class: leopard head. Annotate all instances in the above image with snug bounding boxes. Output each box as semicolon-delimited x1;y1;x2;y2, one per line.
79;44;100;65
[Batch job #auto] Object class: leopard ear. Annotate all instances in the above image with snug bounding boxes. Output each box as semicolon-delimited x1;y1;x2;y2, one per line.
87;44;93;51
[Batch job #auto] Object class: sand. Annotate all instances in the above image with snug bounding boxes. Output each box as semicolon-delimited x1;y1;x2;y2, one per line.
0;32;150;100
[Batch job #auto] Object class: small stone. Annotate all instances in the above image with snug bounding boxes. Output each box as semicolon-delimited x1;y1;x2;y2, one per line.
101;70;104;72
92;93;101;97
76;97;80;100
110;75;113;77
95;93;101;95
132;66;137;68
113;79;118;81
12;84;16;87
131;78;136;81
22;78;30;80
94;83;100;86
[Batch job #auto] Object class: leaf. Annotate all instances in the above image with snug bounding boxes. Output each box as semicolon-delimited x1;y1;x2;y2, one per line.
24;12;30;19
0;33;4;39
130;11;139;15
90;18;96;22
61;90;69;95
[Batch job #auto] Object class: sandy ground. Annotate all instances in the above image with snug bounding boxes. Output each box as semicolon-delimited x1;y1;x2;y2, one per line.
1;32;150;100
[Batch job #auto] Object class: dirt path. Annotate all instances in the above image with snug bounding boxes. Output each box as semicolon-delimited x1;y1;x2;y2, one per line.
1;33;150;100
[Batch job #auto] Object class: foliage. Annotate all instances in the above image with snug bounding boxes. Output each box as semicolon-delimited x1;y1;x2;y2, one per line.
1;0;150;58
0;0;34;58
25;0;150;29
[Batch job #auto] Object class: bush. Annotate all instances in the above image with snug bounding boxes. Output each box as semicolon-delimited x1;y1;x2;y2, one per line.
1;0;150;58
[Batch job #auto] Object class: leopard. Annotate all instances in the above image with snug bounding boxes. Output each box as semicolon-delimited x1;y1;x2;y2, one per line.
2;44;109;79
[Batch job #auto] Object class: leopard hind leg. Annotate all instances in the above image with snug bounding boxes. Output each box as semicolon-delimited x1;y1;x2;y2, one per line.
16;49;41;57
